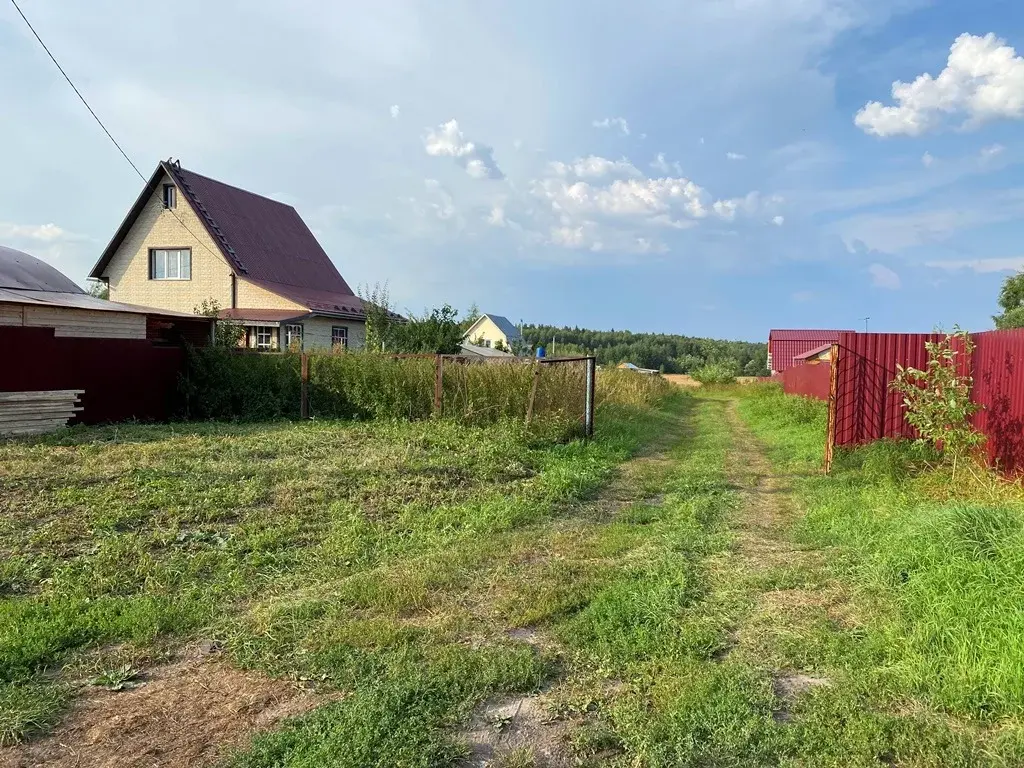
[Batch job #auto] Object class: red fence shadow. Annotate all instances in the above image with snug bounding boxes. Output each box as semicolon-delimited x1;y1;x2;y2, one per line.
831;330;1024;476
973;329;1024;475
0;327;186;424
781;363;831;401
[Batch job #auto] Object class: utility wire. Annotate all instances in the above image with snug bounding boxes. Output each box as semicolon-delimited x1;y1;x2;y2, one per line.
10;0;230;267
10;0;145;182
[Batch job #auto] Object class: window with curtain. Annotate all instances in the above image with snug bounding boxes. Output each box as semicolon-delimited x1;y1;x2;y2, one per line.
149;248;191;280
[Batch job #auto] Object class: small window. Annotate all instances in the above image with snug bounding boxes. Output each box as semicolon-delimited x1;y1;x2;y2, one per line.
331;326;348;350
484;339;492;348
162;184;177;209
149;248;191;280
284;324;303;350
254;326;274;350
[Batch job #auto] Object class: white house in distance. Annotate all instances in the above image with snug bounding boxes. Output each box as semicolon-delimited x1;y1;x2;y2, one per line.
463;313;522;351
89;159;393;351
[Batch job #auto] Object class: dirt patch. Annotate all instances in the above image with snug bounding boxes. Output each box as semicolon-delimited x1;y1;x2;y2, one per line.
0;647;328;768
458;694;576;767
772;672;832;722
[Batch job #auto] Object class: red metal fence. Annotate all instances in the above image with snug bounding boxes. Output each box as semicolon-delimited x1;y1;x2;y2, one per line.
780;363;831;401
1;327;187;424
972;329;1024;474
827;330;1024;476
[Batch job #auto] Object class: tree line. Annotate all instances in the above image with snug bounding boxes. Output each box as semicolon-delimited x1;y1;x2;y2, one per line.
520;325;769;376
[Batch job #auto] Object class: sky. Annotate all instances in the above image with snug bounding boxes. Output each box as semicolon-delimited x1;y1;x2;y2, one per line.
2;0;1024;342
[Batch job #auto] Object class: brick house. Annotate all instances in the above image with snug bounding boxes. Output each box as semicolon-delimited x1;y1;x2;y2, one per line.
90;159;376;351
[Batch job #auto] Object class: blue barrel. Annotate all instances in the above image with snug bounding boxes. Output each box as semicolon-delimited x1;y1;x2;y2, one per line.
536;346;546;358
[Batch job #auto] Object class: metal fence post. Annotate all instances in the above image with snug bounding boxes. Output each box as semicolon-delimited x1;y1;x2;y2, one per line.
300;353;309;419
824;344;838;473
585;356;596;437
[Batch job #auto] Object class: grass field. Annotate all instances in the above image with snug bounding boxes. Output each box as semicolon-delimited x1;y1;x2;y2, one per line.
3;384;1024;766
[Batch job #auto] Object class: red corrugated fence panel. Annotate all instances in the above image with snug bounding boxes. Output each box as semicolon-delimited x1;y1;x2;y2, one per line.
833;332;942;446
781;363;831;401
972;329;1024;475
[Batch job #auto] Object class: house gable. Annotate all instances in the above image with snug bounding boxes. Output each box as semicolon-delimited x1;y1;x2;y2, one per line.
96;169;235;314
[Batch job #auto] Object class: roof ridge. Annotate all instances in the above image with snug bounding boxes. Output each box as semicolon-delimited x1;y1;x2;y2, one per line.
173;165;296;209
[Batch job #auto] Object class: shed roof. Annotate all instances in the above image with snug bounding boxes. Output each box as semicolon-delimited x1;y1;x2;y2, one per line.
1;245;85;293
460;342;515;358
793;343;834;360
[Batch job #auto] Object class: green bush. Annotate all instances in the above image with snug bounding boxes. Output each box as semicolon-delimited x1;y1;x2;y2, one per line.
690;362;738;385
180;348;301;420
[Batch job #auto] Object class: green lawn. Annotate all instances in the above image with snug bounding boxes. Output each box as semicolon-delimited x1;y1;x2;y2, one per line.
4;386;1024;766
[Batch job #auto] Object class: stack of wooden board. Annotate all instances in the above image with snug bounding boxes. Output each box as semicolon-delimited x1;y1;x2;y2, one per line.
0;390;84;436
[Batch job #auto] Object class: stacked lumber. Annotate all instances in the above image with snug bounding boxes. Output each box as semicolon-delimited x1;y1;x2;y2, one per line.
0;390;84;436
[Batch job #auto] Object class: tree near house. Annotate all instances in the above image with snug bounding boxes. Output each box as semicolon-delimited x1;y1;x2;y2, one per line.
194;298;244;348
86;280;109;300
994;271;1024;329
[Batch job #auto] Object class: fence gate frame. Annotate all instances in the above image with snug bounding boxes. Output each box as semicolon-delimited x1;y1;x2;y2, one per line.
824;343;839;474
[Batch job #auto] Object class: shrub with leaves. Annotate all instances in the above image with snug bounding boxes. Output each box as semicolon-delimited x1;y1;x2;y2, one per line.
690;361;738;385
889;328;986;478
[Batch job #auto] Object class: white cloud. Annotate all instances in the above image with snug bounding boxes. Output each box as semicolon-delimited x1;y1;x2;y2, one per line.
420;178;456;220
980;143;1005;160
650;153;682;175
389;104;400;118
772;215;785;226
547;155;640;179
423;119;504;179
486;205;506;227
925;257;1024;273
0;222;68;241
855;33;1024;137
869;263;902;290
922;151;934;167
592;116;630;136
726;152;747;161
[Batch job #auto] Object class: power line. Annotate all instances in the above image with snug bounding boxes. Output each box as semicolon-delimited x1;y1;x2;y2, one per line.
10;0;145;182
10;0;229;267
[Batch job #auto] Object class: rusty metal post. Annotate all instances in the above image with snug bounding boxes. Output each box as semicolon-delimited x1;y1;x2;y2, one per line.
433;354;444;416
525;361;542;426
300;353;310;420
585;356;596;437
824;344;839;473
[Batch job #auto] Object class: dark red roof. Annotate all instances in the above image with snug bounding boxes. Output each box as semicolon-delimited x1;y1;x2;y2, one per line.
91;161;361;314
768;329;853;341
166;164;355;298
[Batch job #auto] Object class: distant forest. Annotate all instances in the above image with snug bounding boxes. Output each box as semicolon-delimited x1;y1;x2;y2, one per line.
520;325;769;376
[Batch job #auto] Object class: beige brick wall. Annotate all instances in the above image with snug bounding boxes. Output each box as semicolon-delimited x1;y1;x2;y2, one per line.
101;170;233;314
301;317;366;351
235;279;305;311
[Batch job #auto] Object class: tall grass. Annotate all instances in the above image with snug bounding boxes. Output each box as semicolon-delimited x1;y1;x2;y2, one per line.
184;350;674;428
737;384;1024;719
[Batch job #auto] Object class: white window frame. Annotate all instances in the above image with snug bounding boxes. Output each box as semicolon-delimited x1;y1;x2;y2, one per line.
162;184;177;209
331;326;348;349
253;326;274;350
284;324;303;350
149;248;191;281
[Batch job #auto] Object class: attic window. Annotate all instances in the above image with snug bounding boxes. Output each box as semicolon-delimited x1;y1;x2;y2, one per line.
162;184;177;209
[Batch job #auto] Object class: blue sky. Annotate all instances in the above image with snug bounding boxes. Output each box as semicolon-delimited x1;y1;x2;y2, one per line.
2;0;1024;342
